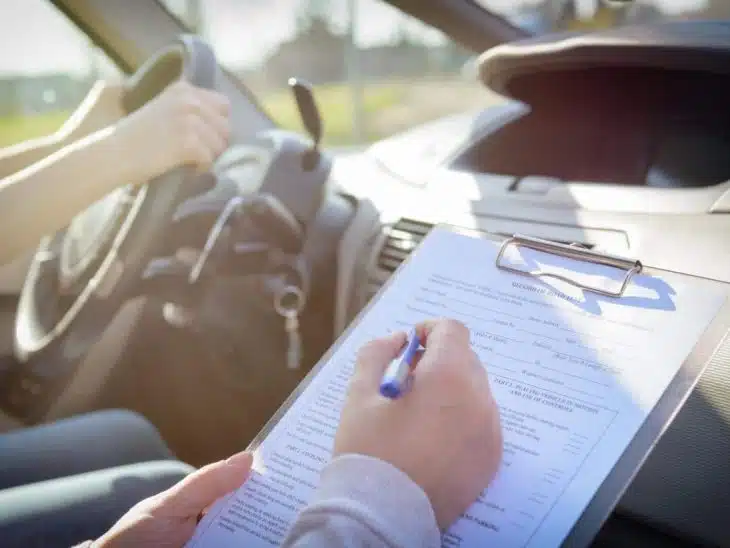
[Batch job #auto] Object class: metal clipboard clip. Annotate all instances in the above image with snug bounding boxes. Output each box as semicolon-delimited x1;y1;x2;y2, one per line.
495;235;643;298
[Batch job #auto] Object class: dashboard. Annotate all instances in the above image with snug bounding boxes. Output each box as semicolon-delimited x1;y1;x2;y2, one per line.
331;101;730;325
313;95;730;547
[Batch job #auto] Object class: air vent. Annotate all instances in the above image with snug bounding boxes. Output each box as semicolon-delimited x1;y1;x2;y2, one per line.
358;218;434;307
376;218;433;274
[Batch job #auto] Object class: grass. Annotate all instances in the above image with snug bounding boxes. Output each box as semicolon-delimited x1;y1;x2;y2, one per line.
0;79;492;149
0;111;70;147
260;81;407;146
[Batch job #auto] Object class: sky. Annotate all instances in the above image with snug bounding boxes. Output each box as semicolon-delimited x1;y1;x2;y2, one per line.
163;0;449;67
0;0;711;76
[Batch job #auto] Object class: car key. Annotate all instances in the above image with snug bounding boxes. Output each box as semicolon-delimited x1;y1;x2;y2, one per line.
274;284;306;370
284;308;301;371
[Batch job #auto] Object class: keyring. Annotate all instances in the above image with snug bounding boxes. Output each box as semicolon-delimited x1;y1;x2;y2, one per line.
274;284;306;317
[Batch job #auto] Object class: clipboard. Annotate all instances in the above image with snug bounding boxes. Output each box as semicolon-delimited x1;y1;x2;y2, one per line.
244;225;730;548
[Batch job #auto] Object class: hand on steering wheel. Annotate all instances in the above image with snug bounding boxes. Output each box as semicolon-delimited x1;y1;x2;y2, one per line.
115;80;230;180
11;36;228;415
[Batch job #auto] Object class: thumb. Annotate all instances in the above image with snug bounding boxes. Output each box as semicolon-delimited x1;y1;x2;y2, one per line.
353;331;407;390
161;451;253;515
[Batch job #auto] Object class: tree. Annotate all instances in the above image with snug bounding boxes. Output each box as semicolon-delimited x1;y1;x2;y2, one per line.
701;0;730;18
296;0;334;35
178;0;205;35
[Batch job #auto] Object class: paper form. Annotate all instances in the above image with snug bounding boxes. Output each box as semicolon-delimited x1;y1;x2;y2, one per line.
188;227;726;548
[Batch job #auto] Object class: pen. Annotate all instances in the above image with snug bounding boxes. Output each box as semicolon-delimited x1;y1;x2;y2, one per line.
379;328;420;399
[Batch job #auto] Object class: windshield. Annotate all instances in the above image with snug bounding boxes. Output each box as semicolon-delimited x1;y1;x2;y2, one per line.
159;0;729;148
0;0;121;147
160;0;489;148
476;1;729;32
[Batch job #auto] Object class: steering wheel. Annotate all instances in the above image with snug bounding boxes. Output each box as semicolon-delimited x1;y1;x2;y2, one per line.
13;35;220;388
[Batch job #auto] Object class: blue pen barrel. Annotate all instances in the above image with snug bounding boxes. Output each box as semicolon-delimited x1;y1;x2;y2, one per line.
380;328;420;399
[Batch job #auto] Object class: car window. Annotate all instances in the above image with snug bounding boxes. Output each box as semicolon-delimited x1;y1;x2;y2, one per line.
0;0;121;147
160;0;491;148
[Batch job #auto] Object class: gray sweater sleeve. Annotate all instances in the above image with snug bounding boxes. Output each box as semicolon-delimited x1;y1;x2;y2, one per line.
282;454;441;548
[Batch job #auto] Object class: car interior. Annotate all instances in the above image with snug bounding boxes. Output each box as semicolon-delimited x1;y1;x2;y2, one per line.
0;0;729;546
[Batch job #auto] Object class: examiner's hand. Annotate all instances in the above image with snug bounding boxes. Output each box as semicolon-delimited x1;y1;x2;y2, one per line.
335;319;503;530
94;451;252;548
113;80;230;182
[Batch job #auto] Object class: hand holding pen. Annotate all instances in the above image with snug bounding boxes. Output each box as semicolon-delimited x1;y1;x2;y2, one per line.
334;319;504;531
379;327;421;398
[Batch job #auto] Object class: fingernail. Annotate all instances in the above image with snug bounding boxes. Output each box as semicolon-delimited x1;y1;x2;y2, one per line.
225;451;253;468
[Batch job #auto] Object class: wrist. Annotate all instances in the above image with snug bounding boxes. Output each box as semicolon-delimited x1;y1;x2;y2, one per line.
60;124;142;193
109;116;169;185
100;122;148;184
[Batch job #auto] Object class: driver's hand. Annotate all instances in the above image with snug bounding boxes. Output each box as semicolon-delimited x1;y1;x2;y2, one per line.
114;80;230;181
335;319;503;531
93;451;252;548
